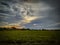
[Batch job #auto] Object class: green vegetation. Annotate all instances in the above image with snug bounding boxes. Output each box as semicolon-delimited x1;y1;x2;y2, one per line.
0;29;60;45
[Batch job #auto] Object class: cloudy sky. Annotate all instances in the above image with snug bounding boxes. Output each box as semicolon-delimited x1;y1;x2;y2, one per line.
0;0;60;29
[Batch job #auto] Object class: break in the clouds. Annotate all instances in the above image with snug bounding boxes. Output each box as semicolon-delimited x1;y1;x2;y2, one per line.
0;0;60;29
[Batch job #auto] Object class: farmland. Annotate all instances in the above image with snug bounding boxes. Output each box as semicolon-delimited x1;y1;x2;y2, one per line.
0;30;60;45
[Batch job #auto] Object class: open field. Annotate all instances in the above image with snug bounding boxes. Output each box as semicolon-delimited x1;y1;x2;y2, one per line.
0;30;60;45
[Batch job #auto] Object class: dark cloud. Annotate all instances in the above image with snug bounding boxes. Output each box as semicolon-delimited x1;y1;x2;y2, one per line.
0;0;60;29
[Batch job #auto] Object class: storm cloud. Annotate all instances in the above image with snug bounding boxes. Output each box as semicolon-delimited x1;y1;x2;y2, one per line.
0;0;60;29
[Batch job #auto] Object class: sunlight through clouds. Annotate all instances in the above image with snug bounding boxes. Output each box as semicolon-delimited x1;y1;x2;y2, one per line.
0;0;59;29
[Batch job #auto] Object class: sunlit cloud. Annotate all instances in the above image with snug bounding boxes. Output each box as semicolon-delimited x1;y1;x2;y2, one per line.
0;0;59;29
23;16;37;23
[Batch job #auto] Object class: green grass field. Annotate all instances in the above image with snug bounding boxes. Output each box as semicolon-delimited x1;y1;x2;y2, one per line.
0;30;60;45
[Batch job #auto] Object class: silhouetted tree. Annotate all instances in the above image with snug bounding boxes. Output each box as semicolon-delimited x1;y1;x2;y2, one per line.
11;27;16;29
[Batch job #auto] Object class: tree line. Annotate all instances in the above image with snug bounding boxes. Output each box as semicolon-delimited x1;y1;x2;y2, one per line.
0;27;60;31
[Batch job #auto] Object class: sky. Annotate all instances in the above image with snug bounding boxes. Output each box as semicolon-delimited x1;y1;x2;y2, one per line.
0;0;60;29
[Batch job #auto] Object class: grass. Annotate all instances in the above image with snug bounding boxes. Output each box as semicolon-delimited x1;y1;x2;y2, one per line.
0;30;60;45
